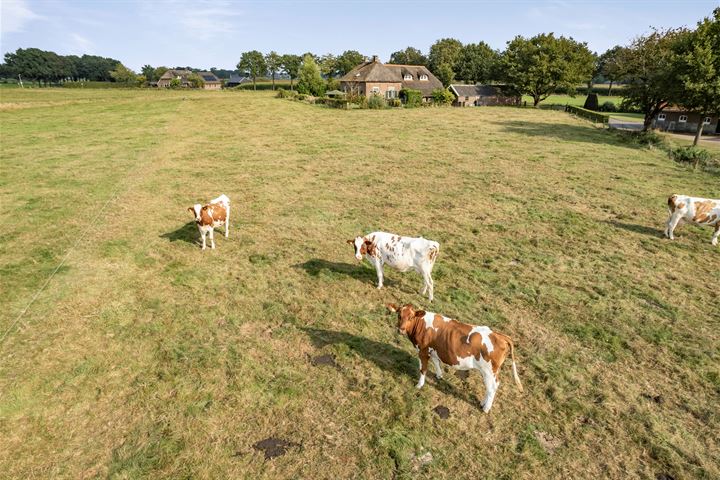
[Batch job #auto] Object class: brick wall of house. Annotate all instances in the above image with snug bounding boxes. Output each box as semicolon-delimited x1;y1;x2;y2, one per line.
363;82;403;99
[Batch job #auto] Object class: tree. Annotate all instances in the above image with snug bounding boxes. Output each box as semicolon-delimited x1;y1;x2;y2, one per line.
501;33;595;106
455;42;500;84
335;50;365;75
237;50;267;90
388;47;427;66
281;54;302;90
297;54;325;96
154;66;169;81
618;29;686;130
265;51;282;90
674;8;720;145
187;72;205;89
428;38;463;86
110;64;139;85
318;53;338;78
141;65;156;82
596;46;628;95
77;54;120;81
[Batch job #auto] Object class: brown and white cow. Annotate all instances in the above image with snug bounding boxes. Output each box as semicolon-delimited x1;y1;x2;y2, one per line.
665;194;720;246
347;232;440;301
387;303;523;413
188;194;230;250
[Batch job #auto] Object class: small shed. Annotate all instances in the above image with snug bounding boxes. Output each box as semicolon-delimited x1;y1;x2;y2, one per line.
652;109;720;135
449;84;520;107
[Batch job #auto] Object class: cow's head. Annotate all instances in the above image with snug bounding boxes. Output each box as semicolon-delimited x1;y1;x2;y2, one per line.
387;303;416;335
188;204;202;222
347;236;368;261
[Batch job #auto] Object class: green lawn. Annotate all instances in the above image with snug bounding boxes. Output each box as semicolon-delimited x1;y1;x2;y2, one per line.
523;94;625;107
1;89;718;479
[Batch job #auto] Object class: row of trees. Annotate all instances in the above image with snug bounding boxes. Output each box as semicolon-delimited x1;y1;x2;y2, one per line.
0;48;122;84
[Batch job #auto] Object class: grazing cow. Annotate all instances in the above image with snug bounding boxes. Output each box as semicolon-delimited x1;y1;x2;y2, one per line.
188;194;230;250
347;232;440;301
387;303;523;413
665;194;720;246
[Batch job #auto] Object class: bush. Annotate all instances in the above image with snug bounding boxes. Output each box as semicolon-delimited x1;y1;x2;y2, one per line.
431;88;454;106
325;97;349;109
389;98;402;108
583;93;599;111
367;93;386;109
276;88;296;99
670;146;712;168
619;99;642;114
565;105;608;124
400;88;422;108
600;101;617;112
620;130;665;148
326;77;340;92
297;93;307;101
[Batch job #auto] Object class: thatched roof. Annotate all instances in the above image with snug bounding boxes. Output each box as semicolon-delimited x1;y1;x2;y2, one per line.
340;57;443;97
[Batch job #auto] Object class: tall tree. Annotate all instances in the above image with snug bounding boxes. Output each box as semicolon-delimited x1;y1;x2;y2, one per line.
141;64;156;82
281;54;302;90
618;29;686;130
297;54;325;96
501;33;595;106
596;46;628;95
388;47;427;66
674;7;720;145
318;53;338;78
455;42;500;84
428;38;463;86
237;50;267;90
110;64;139;85
265;51;282;90
335;50;365;76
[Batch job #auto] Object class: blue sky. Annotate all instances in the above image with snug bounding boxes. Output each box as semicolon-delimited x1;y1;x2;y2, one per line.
1;0;717;71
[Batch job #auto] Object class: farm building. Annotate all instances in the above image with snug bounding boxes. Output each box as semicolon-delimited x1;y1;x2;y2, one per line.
652;109;720;134
340;56;443;102
226;73;251;88
156;69;222;89
449;84;521;107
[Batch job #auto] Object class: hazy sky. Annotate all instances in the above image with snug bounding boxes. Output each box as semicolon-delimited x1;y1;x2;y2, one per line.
1;0;717;71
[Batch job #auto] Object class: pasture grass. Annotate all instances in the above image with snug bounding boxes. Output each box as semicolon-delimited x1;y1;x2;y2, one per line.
1;88;718;479
522;94;625;107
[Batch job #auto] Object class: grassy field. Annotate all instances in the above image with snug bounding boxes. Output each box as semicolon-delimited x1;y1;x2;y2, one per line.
522;94;625;107
1;89;718;479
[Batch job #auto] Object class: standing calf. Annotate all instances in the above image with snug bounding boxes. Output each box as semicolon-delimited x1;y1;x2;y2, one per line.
188;194;230;250
348;232;439;301
665;194;720;246
387;303;523;413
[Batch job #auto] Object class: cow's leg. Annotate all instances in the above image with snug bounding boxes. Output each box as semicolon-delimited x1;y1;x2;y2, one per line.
420;264;434;302
430;349;443;379
478;362;498;413
416;348;429;389
372;258;384;289
209;228;216;249
712;224;719;246
666;212;683;240
201;229;207;250
225;206;230;238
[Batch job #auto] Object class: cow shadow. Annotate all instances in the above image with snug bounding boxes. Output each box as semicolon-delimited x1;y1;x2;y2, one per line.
301;327;481;408
294;258;389;284
605;219;665;238
160;221;198;244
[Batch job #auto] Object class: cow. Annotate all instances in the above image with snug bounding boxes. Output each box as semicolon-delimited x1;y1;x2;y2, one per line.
665;194;720;246
387;303;523;413
188;194;230;250
347;232;440;301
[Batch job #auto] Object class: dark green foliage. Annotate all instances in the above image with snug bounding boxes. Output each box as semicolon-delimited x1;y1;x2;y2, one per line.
600;101;617;112
431;88;454;106
583;93;599;111
400;88;422;108
237;50;267;90
455;42;500;84
388;47;427;66
565;105;608;124
670;146;712;168
276;88;297;99
335;50;366;76
428;38;463;87
297;54;325;97
280;54;302;90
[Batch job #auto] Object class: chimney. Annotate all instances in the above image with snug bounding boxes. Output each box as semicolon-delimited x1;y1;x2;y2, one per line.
372;55;379;63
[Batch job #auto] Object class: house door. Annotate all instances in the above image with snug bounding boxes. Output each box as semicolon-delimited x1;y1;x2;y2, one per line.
668;121;675;132
716;120;720;134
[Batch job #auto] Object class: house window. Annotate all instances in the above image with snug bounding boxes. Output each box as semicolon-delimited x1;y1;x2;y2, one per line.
404;74;413;80
386;87;397;99
419;74;428;81
371;86;380;94
703;117;711;125
679;115;688;123
657;113;666;121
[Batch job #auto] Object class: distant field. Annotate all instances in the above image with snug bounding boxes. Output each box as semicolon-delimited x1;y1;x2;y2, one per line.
523;94;626;107
1;89;718;479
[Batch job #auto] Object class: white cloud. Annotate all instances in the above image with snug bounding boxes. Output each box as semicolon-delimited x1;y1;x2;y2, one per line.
68;33;95;54
142;1;242;40
0;0;43;33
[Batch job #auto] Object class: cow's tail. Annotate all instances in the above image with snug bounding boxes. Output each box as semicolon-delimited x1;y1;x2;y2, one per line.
497;333;523;392
427;242;440;263
213;194;230;208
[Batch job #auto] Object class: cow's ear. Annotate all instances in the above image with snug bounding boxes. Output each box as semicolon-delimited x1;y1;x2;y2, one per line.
188;207;195;215
346;239;354;245
386;303;398;313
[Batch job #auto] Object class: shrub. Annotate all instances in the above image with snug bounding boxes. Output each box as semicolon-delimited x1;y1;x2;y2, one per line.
389;98;402;108
600;101;617;112
619;99;642;113
276;88;291;98
325;98;349;109
565;105;608;124
169;78;182;89
583;93;599;111
297;93;307;101
367;93;386;109
670;146;712;168
431;88;454;106
400;88;422;108
326;77;340;92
